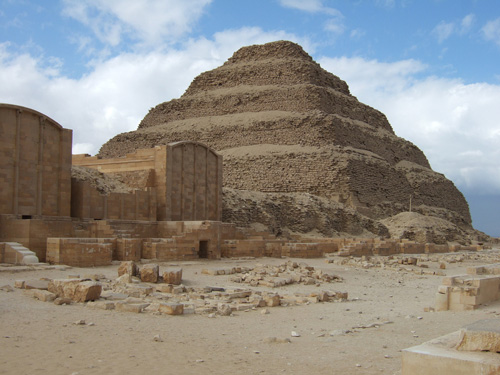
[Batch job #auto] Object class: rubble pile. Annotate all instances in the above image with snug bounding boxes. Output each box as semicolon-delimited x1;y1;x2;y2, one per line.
202;260;342;287
15;261;348;316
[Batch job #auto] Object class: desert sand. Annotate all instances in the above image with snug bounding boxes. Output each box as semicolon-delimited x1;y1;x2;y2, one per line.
1;250;500;375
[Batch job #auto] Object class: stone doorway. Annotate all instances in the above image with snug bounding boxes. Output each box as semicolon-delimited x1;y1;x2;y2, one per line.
199;240;208;258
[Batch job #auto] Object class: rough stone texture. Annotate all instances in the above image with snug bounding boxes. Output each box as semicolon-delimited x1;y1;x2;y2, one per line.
456;319;500;352
159;303;184;315
162;268;183;285
140;264;159;283
402;329;500;375
98;40;475;240
118;261;139;277
0;104;72;217
48;279;102;302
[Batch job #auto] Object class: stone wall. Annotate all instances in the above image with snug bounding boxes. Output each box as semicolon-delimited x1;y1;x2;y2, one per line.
73;142;222;222
0;104;72;217
46;238;114;267
71;179;157;221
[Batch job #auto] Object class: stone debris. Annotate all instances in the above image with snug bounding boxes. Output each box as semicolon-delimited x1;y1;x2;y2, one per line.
118;261;139;277
20;260;347;317
0;284;14;292
162;268;183;285
207;261;342;287
325;252;497;276
48;279;102;303
140;264;159;283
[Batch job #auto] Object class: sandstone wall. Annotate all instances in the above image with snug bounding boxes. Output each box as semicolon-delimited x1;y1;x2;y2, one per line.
0;104;72;217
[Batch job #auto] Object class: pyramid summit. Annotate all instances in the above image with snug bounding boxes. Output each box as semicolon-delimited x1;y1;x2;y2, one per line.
100;40;476;241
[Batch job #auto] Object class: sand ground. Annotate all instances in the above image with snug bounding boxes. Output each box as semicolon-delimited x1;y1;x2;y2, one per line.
1;251;499;375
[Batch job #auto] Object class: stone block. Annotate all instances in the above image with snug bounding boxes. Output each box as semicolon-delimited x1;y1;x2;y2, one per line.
264;294;281;307
162;268;183;285
25;280;50;290
456;319;500;352
159;303;184;315
140;264;159;283
48;279;101;302
402;330;500;375
118;261;138;277
32;290;56;302
115;302;150;313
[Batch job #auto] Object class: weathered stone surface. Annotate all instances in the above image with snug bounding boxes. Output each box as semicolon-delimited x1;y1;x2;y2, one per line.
115;302;150;313
217;303;233;316
28;289;56;302
162;268;182;285
118;261;138;277
25;280;50;290
456;319;500;352
158;303;184;315
48;279;101;302
140;264;159;283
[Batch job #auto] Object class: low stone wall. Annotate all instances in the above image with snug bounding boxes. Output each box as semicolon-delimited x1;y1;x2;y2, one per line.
435;263;500;311
46;238;114;267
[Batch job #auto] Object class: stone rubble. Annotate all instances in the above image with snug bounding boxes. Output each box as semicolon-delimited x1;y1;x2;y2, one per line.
15;260;348;317
204;260;342;287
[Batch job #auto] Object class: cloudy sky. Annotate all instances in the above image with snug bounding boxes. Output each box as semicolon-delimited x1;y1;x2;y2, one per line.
1;0;499;236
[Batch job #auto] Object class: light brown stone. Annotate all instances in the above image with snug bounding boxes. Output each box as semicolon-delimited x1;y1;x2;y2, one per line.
159;303;184;315
118;261;138;277
140;264;159;283
162;268;183;285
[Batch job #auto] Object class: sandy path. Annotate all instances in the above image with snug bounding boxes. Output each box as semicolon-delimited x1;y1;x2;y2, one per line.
1;253;499;375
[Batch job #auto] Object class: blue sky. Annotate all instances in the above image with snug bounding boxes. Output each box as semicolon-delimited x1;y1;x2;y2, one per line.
1;0;499;236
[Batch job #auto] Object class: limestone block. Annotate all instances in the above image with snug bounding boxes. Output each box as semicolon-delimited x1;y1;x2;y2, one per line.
264;294;281;307
116;273;132;284
73;281;102;302
117;261;138;277
402;330;500;375
25;280;50;290
217;303;233;316
159;303;184;315
32;290;56;302
48;279;102;302
162;268;183;285
115;302;150;313
87;301;115;310
456;319;500;352
14;280;25;289
140;264;159;283
53;297;74;305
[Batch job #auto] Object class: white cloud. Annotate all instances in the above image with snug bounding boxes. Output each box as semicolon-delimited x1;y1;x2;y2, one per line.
0;28;305;156
319;55;500;194
482;17;500;46
278;0;344;34
433;14;476;43
278;0;340;16
433;21;455;43
460;14;475;34
61;0;213;47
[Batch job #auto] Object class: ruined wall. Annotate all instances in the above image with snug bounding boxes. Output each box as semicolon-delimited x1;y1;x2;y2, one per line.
0;104;72;217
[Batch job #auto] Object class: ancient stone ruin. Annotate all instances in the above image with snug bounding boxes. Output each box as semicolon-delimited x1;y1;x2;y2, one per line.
100;40;479;242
